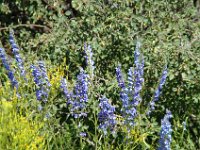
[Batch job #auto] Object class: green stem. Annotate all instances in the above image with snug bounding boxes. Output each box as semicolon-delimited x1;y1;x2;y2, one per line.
94;112;98;150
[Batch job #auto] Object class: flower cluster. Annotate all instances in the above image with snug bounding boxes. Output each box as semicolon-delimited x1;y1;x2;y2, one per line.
147;65;168;115
98;96;116;135
132;41;144;106
116;65;126;89
0;47;18;89
60;78;72;102
61;68;89;118
115;41;144;126
38;61;51;87
127;67;134;93
84;43;95;79
9;30;26;80
158;110;172;150
124;67;138;126
74;68;89;103
31;62;51;102
116;66;132;120
79;132;87;137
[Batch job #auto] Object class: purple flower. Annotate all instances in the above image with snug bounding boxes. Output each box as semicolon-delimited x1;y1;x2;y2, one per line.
45;113;51;119
147;66;167;115
0;47;18;89
98;96;116;135
115;41;144;127
116;66;135;125
9;30;26;80
60;78;72;103
134;41;141;68
31;65;42;86
127;67;134;94
65;68;89;118
74;68;89;103
153;65;167;102
84;43;95;79
158;110;172;150
132;42;144;106
116;66;126;89
38;61;51;87
120;89;129;111
31;63;50;102
116;65;129;112
80;132;87;137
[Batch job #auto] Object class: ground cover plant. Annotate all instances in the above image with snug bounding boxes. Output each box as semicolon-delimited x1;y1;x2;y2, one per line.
0;0;200;149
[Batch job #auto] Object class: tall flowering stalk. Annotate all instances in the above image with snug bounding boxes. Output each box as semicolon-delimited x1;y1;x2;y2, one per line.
116;66;133;122
74;68;89;103
60;78;72;103
63;68;89;118
38;61;51;88
116;41;144;126
9;30;26;80
0;47;18;89
116;65;126;89
31;62;51;102
84;43;95;79
60;69;89;138
125;67;138;126
127;67;134;94
147;66;168;115
132;41;144;106
98;96;116;135
158;110;172;150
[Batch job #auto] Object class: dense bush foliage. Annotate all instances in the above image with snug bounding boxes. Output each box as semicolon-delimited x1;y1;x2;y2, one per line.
0;0;200;149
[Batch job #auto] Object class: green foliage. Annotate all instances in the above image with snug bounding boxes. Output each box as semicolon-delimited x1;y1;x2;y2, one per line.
0;0;200;149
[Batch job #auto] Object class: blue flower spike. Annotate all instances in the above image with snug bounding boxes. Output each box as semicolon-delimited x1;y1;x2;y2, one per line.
0;47;18;89
147;65;168;115
158;109;172;150
84;43;95;79
98;96;116;135
9;29;26;80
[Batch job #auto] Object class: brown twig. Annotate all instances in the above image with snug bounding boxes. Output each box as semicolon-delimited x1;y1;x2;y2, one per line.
0;24;51;32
